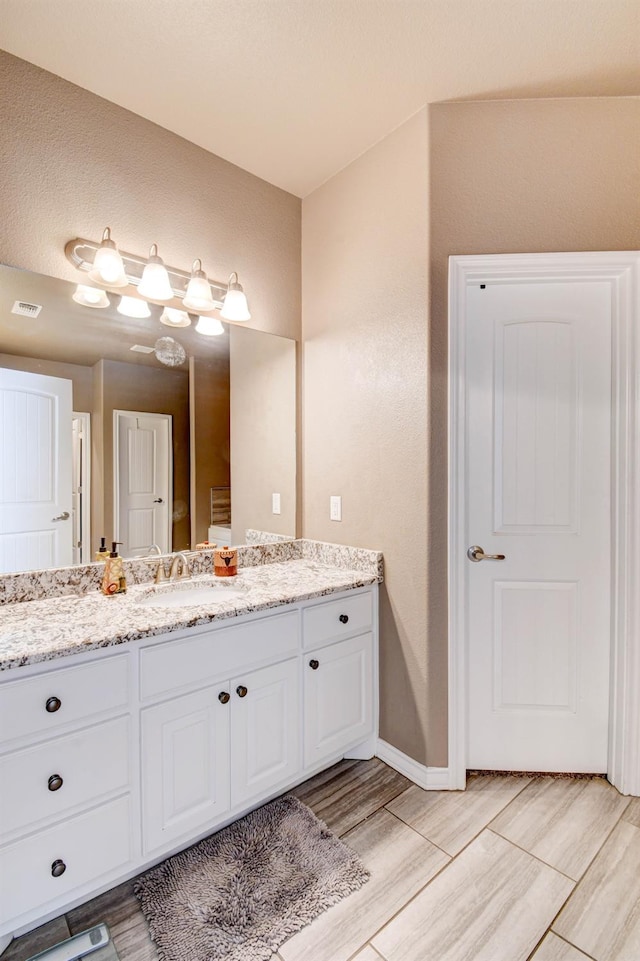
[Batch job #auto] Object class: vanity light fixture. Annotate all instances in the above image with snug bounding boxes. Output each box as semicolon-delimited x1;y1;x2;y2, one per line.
138;245;174;302
183;259;217;312
72;284;110;309
195;315;224;336
160;307;192;328
117;295;151;319
87;228;128;288
220;272;251;322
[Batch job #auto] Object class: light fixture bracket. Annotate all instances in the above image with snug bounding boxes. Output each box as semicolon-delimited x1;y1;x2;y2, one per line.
65;238;228;308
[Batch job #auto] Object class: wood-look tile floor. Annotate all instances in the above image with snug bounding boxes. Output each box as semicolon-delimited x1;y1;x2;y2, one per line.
4;759;639;961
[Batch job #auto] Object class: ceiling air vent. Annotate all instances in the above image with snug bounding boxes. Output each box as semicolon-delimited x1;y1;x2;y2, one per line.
130;344;155;354
12;300;43;318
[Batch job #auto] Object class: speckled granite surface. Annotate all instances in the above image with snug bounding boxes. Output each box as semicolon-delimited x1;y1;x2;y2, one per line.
0;539;382;604
244;529;295;545
0;544;383;672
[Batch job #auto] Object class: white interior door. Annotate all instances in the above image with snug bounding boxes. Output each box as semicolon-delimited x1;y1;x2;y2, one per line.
466;280;611;773
0;368;73;573
114;411;172;557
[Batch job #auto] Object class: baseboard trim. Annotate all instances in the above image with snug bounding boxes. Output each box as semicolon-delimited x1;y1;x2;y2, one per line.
376;739;454;790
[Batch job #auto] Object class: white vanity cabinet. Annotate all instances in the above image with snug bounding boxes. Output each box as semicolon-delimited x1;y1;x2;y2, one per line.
0;583;377;944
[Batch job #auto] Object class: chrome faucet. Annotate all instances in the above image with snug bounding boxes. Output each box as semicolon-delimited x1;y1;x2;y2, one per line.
169;552;191;581
146;544;162;556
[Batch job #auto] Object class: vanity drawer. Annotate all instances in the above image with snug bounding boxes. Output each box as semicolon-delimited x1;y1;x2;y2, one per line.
302;591;373;649
0;655;129;748
0;716;130;840
0;795;132;923
140;611;300;700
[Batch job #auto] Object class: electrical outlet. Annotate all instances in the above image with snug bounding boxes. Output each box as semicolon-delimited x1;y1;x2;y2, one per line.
272;492;281;515
330;495;342;521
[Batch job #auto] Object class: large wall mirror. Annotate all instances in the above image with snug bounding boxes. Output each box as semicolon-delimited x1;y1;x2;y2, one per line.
0;264;296;574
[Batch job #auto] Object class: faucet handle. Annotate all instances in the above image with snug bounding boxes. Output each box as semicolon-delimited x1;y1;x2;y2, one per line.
154;561;170;584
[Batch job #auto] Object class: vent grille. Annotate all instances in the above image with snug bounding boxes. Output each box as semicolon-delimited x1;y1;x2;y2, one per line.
12;300;43;318
130;344;154;354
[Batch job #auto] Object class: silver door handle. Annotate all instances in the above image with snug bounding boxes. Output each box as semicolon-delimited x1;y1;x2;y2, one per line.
52;511;70;522
467;545;505;562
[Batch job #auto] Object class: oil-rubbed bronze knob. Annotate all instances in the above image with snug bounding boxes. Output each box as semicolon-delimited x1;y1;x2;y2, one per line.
45;696;62;713
218;691;230;704
309;659;320;670
339;614;349;624
51;859;66;878
48;774;64;792
236;685;248;698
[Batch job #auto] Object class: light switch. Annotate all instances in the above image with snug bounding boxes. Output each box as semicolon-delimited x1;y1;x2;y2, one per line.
330;495;342;521
272;492;281;515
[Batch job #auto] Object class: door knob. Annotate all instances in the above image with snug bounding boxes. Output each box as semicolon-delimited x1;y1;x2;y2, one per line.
52;511;70;522
218;691;230;704
51;859;66;878
45;696;62;713
153;498;164;504
48;774;64;792
236;685;248;698
467;545;506;562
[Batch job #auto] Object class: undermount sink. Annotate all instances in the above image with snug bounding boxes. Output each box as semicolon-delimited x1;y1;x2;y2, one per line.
135;577;246;609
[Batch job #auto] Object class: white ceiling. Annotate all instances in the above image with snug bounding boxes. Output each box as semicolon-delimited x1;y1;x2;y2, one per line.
1;0;638;197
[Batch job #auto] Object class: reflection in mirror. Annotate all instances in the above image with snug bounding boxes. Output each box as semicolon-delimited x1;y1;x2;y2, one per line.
0;264;296;574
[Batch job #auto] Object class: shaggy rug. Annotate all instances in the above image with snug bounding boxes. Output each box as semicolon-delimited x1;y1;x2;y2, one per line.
133;795;369;961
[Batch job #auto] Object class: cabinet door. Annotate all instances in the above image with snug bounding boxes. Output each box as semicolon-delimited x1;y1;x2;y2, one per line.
304;633;373;768
141;687;230;853
231;659;300;807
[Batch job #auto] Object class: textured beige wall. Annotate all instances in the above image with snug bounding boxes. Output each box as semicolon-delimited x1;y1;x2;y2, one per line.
230;326;297;543
0;50;301;342
302;109;431;764
303;97;640;769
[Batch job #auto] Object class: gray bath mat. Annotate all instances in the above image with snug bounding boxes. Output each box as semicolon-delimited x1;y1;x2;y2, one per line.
133;795;369;961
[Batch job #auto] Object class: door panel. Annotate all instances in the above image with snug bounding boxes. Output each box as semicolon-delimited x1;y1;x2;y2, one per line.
0;369;73;572
114;411;171;556
466;281;611;772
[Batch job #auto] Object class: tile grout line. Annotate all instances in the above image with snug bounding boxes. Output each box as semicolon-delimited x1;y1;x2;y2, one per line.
485;828;579;885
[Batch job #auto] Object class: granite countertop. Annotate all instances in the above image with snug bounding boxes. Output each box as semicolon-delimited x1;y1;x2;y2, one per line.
0;559;379;672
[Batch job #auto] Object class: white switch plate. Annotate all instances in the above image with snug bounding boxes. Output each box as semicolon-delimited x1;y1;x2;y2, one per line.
272;492;281;515
330;495;342;521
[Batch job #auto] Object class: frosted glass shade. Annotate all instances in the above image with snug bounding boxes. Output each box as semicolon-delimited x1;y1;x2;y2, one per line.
138;246;174;301
117;296;151;318
220;274;250;321
195;315;224;336
72;285;110;308
160;308;192;328
183;259;216;312
88;228;128;287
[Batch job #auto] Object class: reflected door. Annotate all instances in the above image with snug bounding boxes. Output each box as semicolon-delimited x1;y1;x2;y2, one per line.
114;411;172;557
466;281;611;772
0;368;73;573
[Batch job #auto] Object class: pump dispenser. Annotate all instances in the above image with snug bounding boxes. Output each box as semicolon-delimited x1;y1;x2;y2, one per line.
95;537;109;562
101;542;127;595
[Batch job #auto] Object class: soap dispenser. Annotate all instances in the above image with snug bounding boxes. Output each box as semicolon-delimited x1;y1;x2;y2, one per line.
95;537;109;562
101;542;127;595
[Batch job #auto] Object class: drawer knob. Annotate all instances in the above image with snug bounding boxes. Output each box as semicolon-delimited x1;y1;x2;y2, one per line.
51;859;66;878
339;614;349;624
309;659;320;670
218;691;230;704
45;696;62;713
48;774;64;792
236;685;248;698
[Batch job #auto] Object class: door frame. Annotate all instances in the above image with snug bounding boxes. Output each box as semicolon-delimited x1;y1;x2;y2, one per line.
113;410;173;555
448;252;640;795
71;411;91;565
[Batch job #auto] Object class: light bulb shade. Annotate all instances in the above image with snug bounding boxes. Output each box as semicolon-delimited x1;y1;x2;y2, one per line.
220;273;250;321
195;315;224;336
88;227;128;287
154;336;186;367
117;295;151;319
183;259;216;312
160;308;192;328
72;284;110;308
137;245;174;301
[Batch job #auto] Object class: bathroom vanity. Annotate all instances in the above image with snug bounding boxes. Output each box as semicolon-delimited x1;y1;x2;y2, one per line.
0;545;380;943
